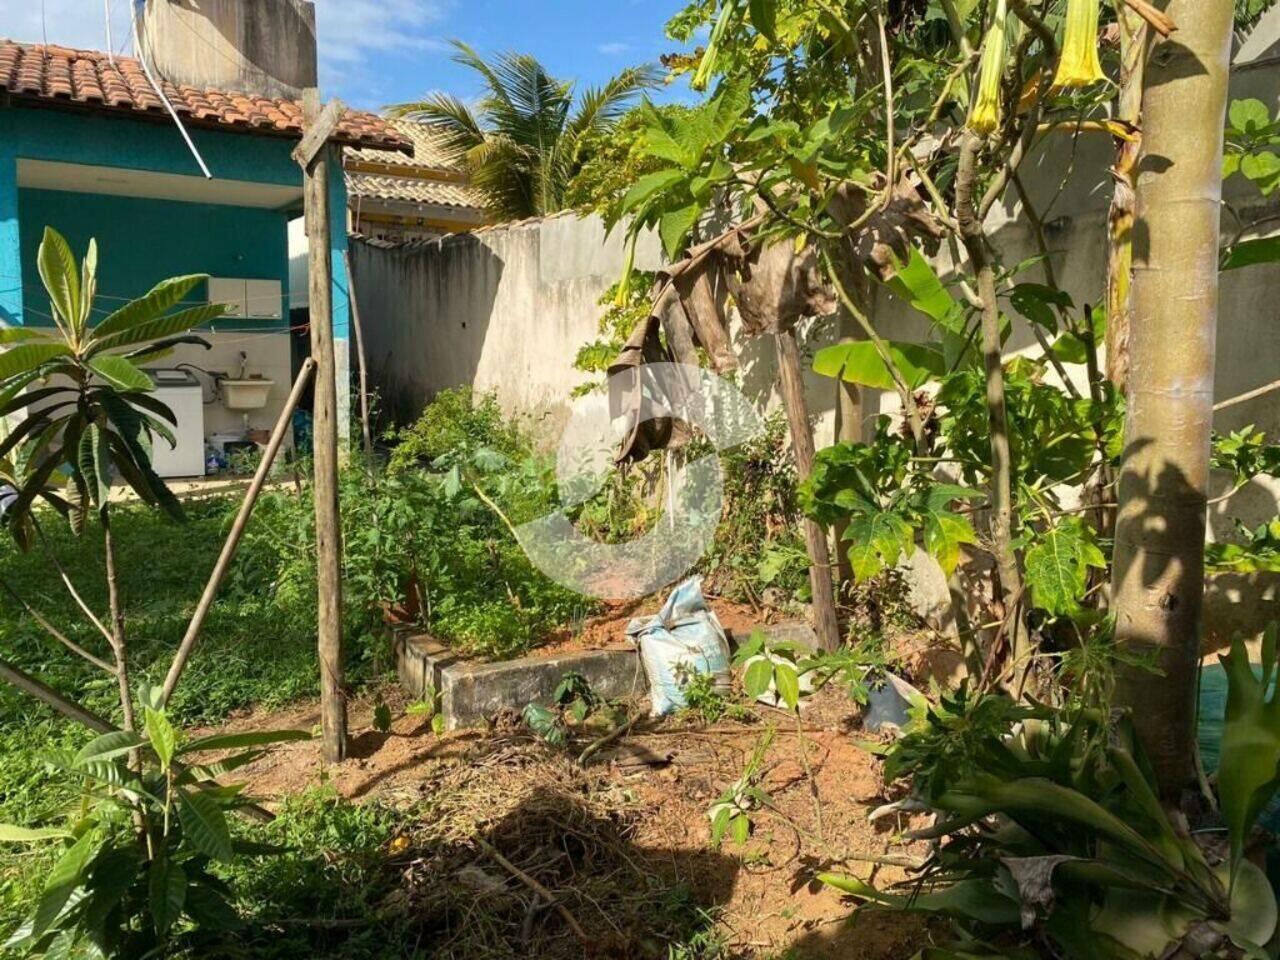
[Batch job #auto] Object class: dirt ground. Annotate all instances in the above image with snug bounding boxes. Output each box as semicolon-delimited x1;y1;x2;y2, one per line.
530;595;768;660
204;670;937;959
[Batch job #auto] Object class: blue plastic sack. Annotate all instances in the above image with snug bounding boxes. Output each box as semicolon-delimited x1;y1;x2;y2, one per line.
626;577;731;716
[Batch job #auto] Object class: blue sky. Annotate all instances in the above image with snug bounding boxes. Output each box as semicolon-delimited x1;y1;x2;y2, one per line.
0;0;694;111
317;0;696;111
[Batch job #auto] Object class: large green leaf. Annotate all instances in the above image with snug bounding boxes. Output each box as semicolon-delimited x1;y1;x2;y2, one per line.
0;385;75;418
1222;236;1280;271
0;824;71;843
0;327;50;345
1241;151;1280;195
148;857;187;936
100;396;183;520
921;509;978;577
748;0;777;41
819;874;1020;925
36;228;80;332
1009;283;1073;332
78;423;112;509
178;790;233;862
884;248;965;334
90;274;205;340
813;340;944;391
619;168;685;215
31;831;97;937
0;343;73;383
91;303;226;353
144;707;178;771
659;203;702;259
74;730;143;766
774;661;801;710
1230;98;1272;134
88;355;154;393
945;775;1167;868
0;407;73;465
844;510;915;581
1024;517;1106;616
180;729;312;754
1217;626;1280;868
743;658;774;699
178;749;268;783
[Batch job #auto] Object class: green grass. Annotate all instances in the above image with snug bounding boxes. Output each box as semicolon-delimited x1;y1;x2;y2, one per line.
0;496;355;940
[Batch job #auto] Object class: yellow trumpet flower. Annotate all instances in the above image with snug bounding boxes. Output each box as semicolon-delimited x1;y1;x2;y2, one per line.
968;0;1009;137
1053;0;1106;88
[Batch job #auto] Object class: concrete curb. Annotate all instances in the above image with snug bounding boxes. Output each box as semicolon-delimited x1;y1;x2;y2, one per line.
393;628;642;730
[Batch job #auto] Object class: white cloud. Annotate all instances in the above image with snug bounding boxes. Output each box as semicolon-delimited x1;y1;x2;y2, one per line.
0;1;451;106
312;0;449;67
597;41;631;56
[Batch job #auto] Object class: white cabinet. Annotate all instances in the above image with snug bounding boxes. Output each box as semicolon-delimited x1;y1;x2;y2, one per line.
245;279;283;319
207;278;283;319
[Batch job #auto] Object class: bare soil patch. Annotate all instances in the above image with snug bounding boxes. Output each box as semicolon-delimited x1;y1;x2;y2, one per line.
201;684;933;958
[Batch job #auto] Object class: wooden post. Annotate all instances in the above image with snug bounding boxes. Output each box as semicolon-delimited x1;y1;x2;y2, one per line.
774;328;841;652
343;249;374;460
299;89;348;763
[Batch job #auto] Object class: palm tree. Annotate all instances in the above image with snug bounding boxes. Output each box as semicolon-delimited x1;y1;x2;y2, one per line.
388;42;659;222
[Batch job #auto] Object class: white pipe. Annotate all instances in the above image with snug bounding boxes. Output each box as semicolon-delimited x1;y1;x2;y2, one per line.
130;0;213;179
104;0;115;66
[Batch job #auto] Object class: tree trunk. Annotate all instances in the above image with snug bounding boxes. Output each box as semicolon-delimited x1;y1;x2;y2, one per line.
833;275;868;592
774;328;842;651
1110;0;1233;798
955;133;1030;670
101;508;135;733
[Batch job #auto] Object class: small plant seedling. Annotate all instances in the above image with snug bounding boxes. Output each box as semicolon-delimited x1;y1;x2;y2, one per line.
372;698;393;734
554;670;599;724
405;685;447;734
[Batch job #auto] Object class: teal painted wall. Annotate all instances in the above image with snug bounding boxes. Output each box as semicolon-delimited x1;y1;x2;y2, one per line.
0;105;350;348
17;188;291;330
0;106;301;186
0;138;22;328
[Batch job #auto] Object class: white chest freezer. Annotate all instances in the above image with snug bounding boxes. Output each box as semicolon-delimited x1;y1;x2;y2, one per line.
147;368;206;478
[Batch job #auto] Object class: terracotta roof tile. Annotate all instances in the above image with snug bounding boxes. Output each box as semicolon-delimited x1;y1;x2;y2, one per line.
0;39;413;155
345;118;487;216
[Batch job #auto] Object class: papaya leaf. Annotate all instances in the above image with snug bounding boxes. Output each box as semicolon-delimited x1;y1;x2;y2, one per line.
1024;518;1106;616
843;510;915;581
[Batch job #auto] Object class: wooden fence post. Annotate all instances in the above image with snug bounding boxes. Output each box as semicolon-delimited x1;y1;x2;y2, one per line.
298;89;348;763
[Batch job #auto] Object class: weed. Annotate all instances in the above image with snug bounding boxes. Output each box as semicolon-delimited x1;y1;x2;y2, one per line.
678;670;752;725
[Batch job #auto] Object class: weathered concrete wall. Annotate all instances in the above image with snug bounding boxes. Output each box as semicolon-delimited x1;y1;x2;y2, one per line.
351;213;846;444
352;214;662;433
